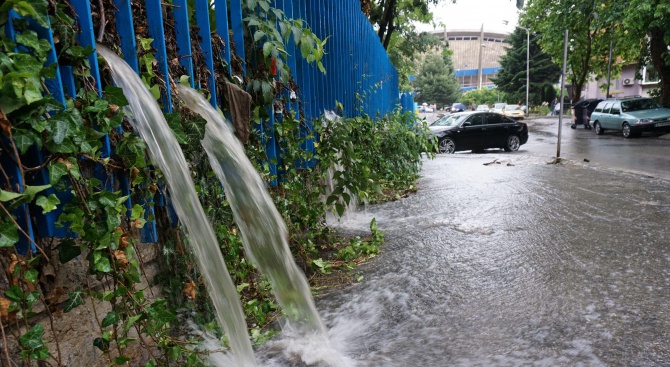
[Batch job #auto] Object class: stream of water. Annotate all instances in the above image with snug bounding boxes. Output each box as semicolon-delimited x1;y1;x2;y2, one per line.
100;47;348;366
98;46;257;367
176;86;348;367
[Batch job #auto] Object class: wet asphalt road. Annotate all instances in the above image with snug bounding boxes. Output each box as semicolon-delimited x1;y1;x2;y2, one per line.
314;119;670;366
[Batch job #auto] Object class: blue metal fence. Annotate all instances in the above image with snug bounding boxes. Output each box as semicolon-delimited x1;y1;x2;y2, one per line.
2;0;415;248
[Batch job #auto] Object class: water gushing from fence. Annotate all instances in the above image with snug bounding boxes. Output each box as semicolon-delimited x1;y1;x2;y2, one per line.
97;46;257;367
176;85;349;367
100;47;349;366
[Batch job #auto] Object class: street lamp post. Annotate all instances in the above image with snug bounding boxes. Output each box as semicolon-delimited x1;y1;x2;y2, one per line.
520;26;530;117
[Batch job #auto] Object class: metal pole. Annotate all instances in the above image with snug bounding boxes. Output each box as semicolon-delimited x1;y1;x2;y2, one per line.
557;29;568;159
478;24;484;90
606;39;613;98
526;28;530;116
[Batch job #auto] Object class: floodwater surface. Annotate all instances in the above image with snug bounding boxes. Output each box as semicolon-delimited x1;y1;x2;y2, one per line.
298;153;670;366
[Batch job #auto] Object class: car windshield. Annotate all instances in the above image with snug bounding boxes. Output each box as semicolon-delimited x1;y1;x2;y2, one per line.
476;105;488;110
506;106;520;111
494;103;506;109
621;98;661;112
431;114;468;127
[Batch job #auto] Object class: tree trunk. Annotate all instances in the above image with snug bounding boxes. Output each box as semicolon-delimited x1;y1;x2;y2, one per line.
648;27;670;107
376;0;396;48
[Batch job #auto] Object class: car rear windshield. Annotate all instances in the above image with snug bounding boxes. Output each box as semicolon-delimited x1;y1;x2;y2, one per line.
621;98;661;112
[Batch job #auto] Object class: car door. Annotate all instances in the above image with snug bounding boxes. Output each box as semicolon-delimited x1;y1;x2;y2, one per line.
608;102;622;130
484;112;508;147
599;102;613;128
459;113;487;150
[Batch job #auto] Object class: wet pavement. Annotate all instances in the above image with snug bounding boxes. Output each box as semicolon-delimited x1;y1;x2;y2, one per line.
313;123;670;366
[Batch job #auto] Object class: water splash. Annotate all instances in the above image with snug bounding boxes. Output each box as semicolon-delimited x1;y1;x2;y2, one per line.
97;46;257;367
176;85;349;367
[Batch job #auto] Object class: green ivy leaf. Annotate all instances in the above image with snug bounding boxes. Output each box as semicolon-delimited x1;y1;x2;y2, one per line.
93;337;110;352
19;323;50;360
149;84;161;100
139;38;154;51
23;269;39;284
104;85;129;107
63;289;86;312
58;239;81;264
93;251;113;273
164;113;188;144
101;311;119;328
23;185;51;202
5;285;23;301
335;203;344;217
46;114;72;144
123;314;142;335
0;222;19;247
131;204;144;221
35;194;60;214
262;42;273;58
48;161;69;184
178;75;190;86
13;130;39;155
114;356;131;365
0;190;24;202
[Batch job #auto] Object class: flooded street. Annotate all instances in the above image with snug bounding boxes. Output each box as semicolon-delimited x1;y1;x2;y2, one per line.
315;137;670;366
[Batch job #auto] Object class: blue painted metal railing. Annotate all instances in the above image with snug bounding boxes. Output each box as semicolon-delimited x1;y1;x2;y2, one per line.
3;0;415;248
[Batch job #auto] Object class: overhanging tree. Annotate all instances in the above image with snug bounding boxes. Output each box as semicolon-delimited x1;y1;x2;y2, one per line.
492;27;560;106
619;0;670;106
523;0;630;104
414;50;461;106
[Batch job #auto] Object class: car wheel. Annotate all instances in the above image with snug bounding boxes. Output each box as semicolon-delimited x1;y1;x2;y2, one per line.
594;122;604;135
622;123;632;138
571;124;576;129
504;135;520;152
438;137;456;154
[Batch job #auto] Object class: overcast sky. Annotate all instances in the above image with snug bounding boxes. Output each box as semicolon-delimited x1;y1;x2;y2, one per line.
417;0;520;34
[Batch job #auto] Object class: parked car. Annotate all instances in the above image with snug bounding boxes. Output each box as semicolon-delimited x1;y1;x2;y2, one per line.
491;103;506;114
502;105;525;119
572;98;603;129
476;104;490;112
429;111;528;153
590;97;670;138
451;103;467;112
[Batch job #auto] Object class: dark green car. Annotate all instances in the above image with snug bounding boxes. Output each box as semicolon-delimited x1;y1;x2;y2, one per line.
590;97;670;138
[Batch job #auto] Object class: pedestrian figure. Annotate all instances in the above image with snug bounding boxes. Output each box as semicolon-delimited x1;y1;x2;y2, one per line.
551;98;558;116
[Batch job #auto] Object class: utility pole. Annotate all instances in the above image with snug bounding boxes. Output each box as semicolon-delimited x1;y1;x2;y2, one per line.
557;29;568;161
478;24;484;90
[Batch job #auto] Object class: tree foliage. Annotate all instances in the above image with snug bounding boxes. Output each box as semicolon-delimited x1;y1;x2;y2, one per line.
618;0;670;106
522;0;634;103
362;0;449;89
461;88;505;107
414;50;461;106
492;27;560;106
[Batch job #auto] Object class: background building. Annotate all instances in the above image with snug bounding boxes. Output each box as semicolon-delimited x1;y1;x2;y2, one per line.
431;27;510;91
583;64;660;99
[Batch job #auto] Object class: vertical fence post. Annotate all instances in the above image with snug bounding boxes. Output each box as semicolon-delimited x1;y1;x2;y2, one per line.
229;0;247;75
172;0;195;86
194;0;218;108
214;0;233;74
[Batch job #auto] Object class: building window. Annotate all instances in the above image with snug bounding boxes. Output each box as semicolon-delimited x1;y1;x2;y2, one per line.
642;65;660;85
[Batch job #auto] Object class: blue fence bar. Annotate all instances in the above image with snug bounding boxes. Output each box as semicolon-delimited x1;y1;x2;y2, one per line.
173;0;195;86
214;0;233;74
